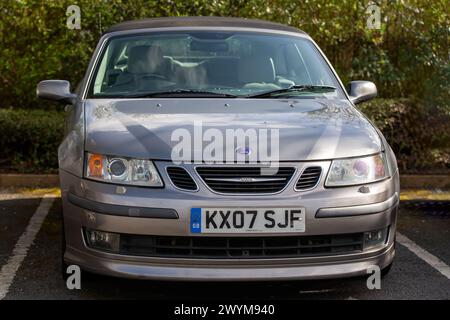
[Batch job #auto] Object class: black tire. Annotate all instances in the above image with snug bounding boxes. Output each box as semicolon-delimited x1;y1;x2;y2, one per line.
381;261;393;278
381;235;396;277
60;215;69;281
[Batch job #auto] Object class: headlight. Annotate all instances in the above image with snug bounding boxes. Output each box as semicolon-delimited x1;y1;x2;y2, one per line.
325;153;388;187
85;153;163;187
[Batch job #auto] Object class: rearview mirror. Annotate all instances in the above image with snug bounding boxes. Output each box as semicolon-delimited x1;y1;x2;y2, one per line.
36;80;77;103
189;40;229;52
347;81;377;104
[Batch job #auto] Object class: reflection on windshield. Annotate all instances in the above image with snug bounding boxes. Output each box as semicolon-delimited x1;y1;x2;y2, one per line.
89;32;343;99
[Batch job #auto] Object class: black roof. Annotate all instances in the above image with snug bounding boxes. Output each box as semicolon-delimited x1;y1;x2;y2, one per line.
105;16;305;35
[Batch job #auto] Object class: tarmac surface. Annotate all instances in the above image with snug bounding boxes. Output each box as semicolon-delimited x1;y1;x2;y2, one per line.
0;190;449;300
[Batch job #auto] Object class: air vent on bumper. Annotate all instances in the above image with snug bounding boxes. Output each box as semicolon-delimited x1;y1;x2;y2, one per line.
118;233;364;258
166;167;197;191
296;166;322;190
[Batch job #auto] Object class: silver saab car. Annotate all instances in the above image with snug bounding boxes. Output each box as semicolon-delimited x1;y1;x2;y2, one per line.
37;17;399;281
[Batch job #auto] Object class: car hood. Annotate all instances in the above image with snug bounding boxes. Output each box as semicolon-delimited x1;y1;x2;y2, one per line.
84;98;382;161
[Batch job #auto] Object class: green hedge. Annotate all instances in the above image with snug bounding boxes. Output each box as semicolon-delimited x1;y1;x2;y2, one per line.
0;109;64;173
359;98;449;173
0;1;448;111
0;1;448;173
0;99;448;173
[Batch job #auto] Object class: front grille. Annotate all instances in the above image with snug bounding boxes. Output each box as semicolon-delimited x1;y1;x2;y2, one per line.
166;167;197;191
196;167;295;194
296;166;322;190
120;233;364;259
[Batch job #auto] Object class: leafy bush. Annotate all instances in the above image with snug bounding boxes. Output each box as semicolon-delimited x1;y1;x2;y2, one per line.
0;109;64;173
0;1;448;111
0;1;448;173
359;98;450;173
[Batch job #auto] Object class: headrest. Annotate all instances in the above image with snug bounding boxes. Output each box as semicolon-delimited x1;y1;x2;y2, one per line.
238;56;276;84
127;45;164;74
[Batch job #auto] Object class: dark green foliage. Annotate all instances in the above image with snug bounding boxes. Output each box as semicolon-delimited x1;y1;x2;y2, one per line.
0;109;64;173
0;1;448;172
0;0;448;109
359;98;449;173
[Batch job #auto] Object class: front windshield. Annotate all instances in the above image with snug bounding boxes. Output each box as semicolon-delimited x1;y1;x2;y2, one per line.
88;31;344;99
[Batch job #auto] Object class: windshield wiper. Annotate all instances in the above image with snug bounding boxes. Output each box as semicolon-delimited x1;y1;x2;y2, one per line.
126;89;238;98
245;85;337;98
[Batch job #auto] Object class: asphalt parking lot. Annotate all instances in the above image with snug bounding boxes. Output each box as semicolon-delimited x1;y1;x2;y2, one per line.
0;189;449;300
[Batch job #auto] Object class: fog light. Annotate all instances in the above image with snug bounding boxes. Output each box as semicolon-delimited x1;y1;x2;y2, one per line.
85;229;120;253
363;228;388;250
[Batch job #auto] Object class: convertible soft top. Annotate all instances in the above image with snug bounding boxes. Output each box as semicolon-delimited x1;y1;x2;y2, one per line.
104;16;306;35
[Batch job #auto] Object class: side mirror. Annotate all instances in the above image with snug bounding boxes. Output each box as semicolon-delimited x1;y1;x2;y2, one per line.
347;81;377;104
37;80;77;104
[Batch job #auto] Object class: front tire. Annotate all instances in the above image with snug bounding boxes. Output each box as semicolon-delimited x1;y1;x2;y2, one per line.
381;261;393;278
60;215;69;281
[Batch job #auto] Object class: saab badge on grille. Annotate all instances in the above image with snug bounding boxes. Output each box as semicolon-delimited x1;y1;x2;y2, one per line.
235;146;252;155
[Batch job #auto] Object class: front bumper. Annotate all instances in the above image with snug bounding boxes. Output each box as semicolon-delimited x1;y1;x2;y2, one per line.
59;161;399;281
65;242;395;281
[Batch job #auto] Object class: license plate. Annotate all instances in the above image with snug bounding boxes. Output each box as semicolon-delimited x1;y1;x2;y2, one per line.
190;208;305;233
